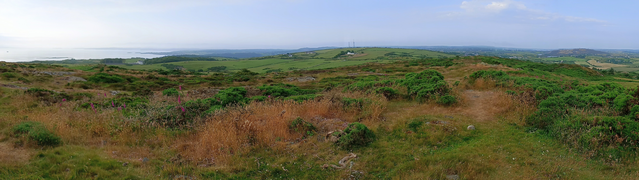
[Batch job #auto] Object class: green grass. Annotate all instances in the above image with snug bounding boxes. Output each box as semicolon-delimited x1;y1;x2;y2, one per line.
114;58;397;73
312;48;452;60
0;146;146;179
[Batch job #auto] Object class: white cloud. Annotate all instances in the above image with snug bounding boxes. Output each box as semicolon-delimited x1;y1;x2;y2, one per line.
460;0;526;13
448;0;606;24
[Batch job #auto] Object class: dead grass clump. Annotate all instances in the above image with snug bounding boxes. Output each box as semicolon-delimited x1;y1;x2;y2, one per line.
182;99;343;164
466;78;497;90
181;92;386;165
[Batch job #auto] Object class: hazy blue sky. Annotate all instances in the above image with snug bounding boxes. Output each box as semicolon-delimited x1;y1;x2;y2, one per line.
1;0;637;49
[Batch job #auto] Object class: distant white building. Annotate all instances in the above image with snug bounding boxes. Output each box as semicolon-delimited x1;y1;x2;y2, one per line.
134;60;144;65
346;52;355;55
305;51;316;54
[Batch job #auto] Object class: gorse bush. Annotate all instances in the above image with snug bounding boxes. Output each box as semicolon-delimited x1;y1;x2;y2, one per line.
375;87;398;99
437;95;457;106
341;97;369;110
25;88;71;104
258;83;317;98
525;82;639;158
284;94;321;103
1;72;18;79
289;117;316;138
162;88;180;96
87;73;127;83
133;88;153;97
478;56;600;78
344;80;396;92
336;122;375;149
400;70;450;100
407;119;424;133
13;121;62;146
13;121;39;134
216;87;248;106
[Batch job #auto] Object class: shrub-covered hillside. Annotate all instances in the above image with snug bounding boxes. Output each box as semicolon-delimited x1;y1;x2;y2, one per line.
3;56;639;179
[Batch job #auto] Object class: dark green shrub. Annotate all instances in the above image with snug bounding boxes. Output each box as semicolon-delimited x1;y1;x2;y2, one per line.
29;128;62;146
71;92;93;100
87;73;126;83
375;87;398;99
231;69;258;82
134;88;153;97
344;80;395;92
258;84;317;98
284;94;320;103
534;86;553;100
250;96;267;102
1;72;18;79
400;70;450;100
13;121;62;146
18;77;30;83
25;88;69;104
13;121;39;134
148;98;221;128
336;122;375;149
215;87;248;106
341;98;369;110
162;88;179;96
437;95;457;106
289;117;316;137
407;119;423;133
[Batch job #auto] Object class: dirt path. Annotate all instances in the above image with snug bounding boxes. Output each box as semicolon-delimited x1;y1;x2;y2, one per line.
383;90;513;123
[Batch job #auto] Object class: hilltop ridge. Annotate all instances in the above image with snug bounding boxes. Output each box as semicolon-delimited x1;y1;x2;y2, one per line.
546;48;608;57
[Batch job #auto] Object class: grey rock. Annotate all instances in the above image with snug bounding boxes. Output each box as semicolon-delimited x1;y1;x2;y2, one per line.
0;84;28;90
61;76;86;82
27;71;75;76
467;125;476;130
122;162;128;166
446;175;460;180
297;76;316;82
110;91;120;95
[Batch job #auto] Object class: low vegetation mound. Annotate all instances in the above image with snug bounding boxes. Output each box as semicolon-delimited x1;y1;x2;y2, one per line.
13;121;62;146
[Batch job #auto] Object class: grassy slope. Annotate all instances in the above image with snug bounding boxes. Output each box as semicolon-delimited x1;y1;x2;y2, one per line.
89;48;452;73
4;56;639;179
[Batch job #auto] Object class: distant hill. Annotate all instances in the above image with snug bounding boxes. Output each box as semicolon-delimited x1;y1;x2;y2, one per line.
546;48;608;57
147;47;338;59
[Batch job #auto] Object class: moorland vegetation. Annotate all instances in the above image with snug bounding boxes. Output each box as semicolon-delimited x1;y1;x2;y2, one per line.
3;49;639;179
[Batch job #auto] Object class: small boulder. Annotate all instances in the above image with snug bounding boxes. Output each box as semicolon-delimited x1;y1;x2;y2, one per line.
446;175;460;180
467;125;476;130
62;76;87;82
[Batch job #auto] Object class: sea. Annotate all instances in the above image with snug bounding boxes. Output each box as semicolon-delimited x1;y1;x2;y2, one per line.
0;48;166;62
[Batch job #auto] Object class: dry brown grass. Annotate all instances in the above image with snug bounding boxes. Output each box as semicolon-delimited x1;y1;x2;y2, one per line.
0;142;31;166
587;60;627;69
180;91;386;165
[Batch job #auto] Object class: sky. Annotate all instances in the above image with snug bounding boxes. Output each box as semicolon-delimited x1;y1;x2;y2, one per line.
0;0;637;49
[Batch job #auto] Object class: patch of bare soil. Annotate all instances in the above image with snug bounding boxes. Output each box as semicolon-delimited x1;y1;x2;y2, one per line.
383;90;514;123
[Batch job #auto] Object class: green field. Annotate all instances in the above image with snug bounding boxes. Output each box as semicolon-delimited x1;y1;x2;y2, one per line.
312;47;452;60
79;48;452;73
107;59;396;73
